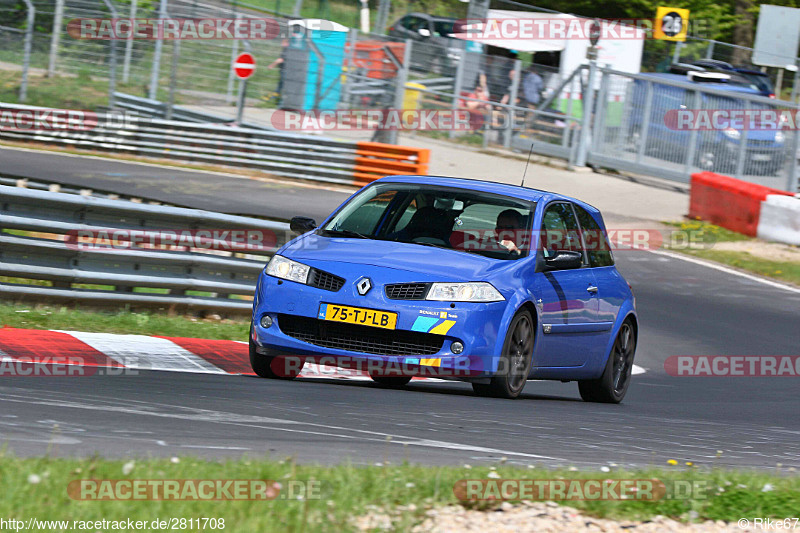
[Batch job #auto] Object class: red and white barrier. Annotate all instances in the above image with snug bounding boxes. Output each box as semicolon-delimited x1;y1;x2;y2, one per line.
689;172;798;244
756;194;800;246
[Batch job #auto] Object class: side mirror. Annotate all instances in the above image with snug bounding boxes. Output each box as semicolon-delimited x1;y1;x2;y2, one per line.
543;250;583;271
290;216;317;234
418;28;431;37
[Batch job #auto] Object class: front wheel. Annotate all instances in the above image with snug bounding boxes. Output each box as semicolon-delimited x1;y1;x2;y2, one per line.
472;310;534;399
578;320;636;403
249;323;304;379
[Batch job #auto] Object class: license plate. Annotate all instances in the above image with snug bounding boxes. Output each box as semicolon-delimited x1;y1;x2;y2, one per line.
751;154;771;161
318;303;397;330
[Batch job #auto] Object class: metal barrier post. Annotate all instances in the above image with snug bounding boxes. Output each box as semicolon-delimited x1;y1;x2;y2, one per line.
388;40;412;145
503;59;522;150
590;70;609;153
166;40;180;120
449;51;466;140
672;41;683;64
734;128;749;179
101;0;118;109
575;59;597;167
635;82;654;164
19;0;34;103
122;0;137;83
226;14;241;105
561;76;576;149
786;130;800;192
705;41;715;60
48;0;65;77
340;29;357;108
149;0;168;100
683;90;701;173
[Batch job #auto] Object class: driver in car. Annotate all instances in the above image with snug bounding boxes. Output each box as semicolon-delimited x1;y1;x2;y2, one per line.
495;209;526;255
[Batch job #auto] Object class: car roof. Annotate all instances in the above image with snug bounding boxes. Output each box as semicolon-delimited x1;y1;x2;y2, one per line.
371;174;586;206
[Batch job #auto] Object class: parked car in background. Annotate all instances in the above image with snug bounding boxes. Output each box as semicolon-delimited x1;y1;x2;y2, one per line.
689;59;776;98
626;71;786;176
388;13;463;74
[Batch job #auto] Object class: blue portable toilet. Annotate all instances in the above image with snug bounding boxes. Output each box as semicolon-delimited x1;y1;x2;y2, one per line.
281;19;348;111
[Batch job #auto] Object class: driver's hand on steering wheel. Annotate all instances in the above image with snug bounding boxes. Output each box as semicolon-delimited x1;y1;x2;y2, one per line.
499;239;521;254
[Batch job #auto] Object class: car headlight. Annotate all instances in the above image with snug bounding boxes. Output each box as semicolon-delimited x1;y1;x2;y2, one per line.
723;128;741;140
265;254;310;284
426;282;504;302
775;131;785;144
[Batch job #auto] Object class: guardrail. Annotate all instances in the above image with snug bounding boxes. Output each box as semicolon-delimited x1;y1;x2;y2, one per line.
0;102;430;187
0;185;291;314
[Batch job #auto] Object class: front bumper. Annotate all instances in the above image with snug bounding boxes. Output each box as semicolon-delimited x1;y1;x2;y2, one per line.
251;272;510;378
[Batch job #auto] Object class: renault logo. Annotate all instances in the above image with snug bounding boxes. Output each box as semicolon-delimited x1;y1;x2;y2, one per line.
356;277;372;296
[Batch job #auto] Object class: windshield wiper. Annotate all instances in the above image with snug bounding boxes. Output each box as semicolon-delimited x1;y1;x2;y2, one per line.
407;241;452;250
321;228;371;239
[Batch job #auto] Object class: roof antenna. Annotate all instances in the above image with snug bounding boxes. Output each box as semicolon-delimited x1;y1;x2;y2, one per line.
521;142;534;188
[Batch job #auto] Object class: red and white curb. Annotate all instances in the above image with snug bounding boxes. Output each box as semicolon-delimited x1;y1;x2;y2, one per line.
0;327;442;381
0;327;645;380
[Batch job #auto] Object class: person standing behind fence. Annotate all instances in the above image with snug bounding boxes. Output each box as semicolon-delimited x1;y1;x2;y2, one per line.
522;64;543;108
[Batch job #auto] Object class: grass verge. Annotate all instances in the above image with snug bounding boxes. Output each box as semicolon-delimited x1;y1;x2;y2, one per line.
663;220;800;287
0;302;249;340
1;454;798;532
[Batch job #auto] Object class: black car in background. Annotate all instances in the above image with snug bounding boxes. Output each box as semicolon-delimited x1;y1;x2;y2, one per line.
388;13;463;74
690;59;776;98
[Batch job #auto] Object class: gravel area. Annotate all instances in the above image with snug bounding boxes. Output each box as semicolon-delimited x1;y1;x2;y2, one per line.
355;502;760;532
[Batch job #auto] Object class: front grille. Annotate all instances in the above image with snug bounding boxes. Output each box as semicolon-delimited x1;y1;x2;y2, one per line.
278;315;444;356
385;283;430;300
307;269;345;292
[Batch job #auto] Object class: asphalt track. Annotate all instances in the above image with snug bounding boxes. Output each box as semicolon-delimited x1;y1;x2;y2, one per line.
1;147;799;469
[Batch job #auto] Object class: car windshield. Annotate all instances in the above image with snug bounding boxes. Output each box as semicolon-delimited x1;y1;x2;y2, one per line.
319;183;535;260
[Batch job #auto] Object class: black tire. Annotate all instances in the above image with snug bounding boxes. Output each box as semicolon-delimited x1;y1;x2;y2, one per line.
472;310;534;399
249;322;303;380
370;375;412;387
578;320;636;403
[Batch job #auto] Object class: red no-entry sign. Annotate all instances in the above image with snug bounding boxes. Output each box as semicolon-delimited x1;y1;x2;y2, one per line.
233;53;256;79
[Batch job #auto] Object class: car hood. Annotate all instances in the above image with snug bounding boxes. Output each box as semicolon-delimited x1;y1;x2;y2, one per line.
281;233;515;281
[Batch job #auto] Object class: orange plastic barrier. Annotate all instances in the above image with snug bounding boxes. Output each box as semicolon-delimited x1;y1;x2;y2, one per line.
346;41;406;80
353;141;430;185
688;172;793;236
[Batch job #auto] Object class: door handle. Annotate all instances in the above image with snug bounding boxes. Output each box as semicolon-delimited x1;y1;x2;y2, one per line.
587;285;599;294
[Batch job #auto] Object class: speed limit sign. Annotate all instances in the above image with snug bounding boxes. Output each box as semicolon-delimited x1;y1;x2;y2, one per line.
654;6;689;41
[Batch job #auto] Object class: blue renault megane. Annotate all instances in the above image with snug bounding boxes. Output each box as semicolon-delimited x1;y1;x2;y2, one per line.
250;176;638;401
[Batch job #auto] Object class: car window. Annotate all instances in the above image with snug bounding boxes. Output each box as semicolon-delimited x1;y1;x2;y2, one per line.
326;189;396;235
404;16;428;32
573;204;614;267
540;202;584;262
432;20;454;36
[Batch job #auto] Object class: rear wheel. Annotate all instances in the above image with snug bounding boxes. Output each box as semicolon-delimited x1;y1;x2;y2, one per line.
578;320;636;403
249;322;304;380
472;310;534;399
370;375;412;387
